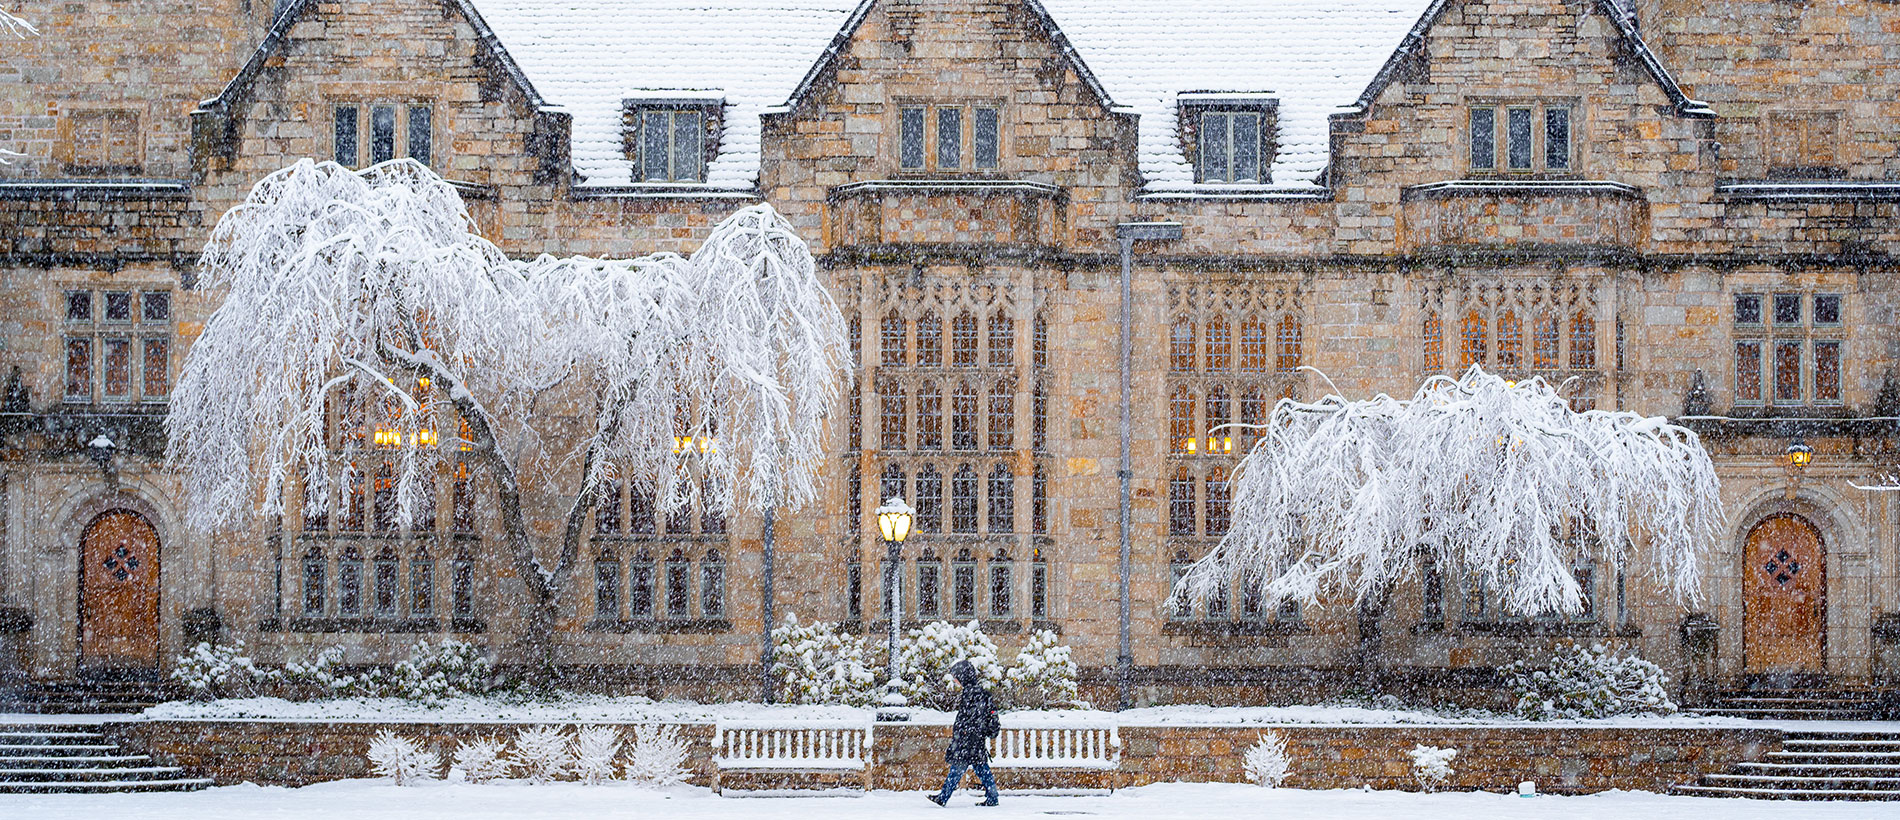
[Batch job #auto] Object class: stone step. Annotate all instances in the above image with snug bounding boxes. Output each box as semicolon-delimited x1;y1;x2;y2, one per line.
1674;784;1900;801
1704;773;1900;790
1697;708;1876;720
1737;763;1900;777
0;731;108;743
0;754;152;768
0;777;212;794
1767;751;1900;764
0;744;121;755
0;765;190;783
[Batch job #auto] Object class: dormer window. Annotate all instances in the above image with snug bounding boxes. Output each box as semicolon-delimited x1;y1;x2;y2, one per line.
897;103;1001;173
623;95;723;183
1177;94;1277;184
333;103;433;169
1469;102;1572;174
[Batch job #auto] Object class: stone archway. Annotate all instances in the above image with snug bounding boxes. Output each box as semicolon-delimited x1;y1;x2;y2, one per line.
78;509;162;674
1742;513;1826;675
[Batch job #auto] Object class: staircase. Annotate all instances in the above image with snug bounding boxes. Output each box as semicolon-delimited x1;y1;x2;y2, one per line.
1675;729;1900;800
0;679;183;714
0;723;210;793
1695;689;1885;721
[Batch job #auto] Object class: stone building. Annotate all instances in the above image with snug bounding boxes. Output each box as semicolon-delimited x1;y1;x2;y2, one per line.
1;0;1897;703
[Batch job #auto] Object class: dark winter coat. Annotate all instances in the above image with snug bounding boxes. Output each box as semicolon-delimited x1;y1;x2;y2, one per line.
945;660;999;764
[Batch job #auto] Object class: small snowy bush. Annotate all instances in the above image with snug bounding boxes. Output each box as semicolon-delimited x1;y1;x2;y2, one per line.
1002;629;1082;709
771;613;879;706
171;640;275;700
452;737;511;784
1407;744;1457;792
367;730;440;785
1243;731;1292;787
1505;643;1677;719
621;724;690;787
387;639;497;703
511;725;574;784
899;620;1004;710
573;725;622;785
281;645;361;697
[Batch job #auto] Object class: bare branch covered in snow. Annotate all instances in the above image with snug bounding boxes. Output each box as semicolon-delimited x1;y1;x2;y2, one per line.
1173;367;1722;618
0;6;34;38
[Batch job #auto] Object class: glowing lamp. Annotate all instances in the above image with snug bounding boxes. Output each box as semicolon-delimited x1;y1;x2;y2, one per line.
876;497;915;545
1786;439;1813;469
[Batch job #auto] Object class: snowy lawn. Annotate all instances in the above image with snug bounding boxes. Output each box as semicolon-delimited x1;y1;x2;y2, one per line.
2;781;1893;820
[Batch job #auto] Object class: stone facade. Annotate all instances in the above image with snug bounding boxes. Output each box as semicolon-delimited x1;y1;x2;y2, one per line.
2;0;1899;699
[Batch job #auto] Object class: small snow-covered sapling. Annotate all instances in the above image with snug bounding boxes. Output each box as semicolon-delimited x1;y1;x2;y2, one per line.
511;725;575;784
573;725;622;785
367;730;440;785
1242;731;1292;788
453;737;511;784
621;724;691;788
1407;744;1457;792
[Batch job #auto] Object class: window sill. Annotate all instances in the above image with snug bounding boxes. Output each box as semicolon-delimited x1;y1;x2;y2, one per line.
1403;179;1642;200
1717;180;1900;202
1456;620;1637;638
1161;620;1310;637
828;179;1063;200
585;618;730;634
260;617;486;634
571;183;755;200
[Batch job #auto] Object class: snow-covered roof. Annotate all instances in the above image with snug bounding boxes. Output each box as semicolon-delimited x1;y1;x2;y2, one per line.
472;0;1448;192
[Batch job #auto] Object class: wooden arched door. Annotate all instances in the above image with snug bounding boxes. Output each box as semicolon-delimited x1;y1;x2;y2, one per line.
1743;514;1825;674
78;510;161;672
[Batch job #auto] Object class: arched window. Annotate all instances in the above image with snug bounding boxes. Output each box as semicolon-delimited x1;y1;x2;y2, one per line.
1569;310;1597;370
302;544;327;615
1459;310;1487;369
988;380;1014;451
700;549;725;618
630;481;656;534
451;462;475;533
988;312;1013;368
1206;467;1231;537
595;478;623;535
1275;314;1302;373
989;548;1014;618
881;464;906;506
1170;320;1196;372
1032;381;1047;452
952;547;978;618
1206;385;1231;455
1497;310;1523;370
917;381;942;450
915;465;943;533
594;546;621;620
373;545;400;616
1169;467;1196;536
338;545;364;617
1534;314;1560;370
664;548;691;619
1240;388;1269;451
951;465;979;533
880;381;907;450
847;463;862;534
451;547;475;619
1031;549;1049;620
699;476;726;535
1206;317;1231;371
987;463;1014;533
951;382;978;450
916;313;942;367
1170;385;1195;453
414;470;436;533
952;312;978;366
628;549;655;619
1423;311;1443;372
847;312;861;365
409;544;433;617
916;547;942;619
1239;320;1270;373
1031;464;1048;534
302;478;329;533
881;313;907;366
847;383;861;450
343;465;366;531
1169;549;1195;620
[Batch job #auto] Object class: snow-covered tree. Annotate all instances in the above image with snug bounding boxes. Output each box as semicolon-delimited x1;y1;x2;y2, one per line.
510;725;574;784
621;724;690;788
367;731;441;785
572;726;622;785
452;737;511;784
1173;367;1720;645
898;620;1004;710
166;159;849;682
1242;731;1292;788
1001;629;1080;710
770;613;879;706
0;7;31;39
1407;744;1456;792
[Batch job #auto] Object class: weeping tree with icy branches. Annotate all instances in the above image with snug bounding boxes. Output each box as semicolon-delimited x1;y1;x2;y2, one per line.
166;159;849;683
1172;367;1722;683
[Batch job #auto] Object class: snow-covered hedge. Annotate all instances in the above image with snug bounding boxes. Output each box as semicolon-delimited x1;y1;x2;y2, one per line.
769;614;1082;711
770;614;879;706
1505;643;1677;720
172;639;501;704
898;620;1005;710
172;640;274;700
1002;629;1084;710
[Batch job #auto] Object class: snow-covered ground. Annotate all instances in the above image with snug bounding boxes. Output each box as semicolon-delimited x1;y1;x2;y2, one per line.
1;781;1891;820
135;695;1783;728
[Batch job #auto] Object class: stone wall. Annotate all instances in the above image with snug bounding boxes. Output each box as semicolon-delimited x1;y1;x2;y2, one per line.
102;718;1779;795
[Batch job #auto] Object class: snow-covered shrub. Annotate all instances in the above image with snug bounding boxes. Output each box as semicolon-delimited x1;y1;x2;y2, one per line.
1001;629;1082;709
1407;744;1457;792
511;725;574;784
170;640;276;700
281;645;361;697
367;730;440;785
452;737;511;784
1505;643;1677;719
1243;731;1292;787
387;639;497;703
899;620;1004;710
621;724;690;787
572;725;622;785
770;613;879;706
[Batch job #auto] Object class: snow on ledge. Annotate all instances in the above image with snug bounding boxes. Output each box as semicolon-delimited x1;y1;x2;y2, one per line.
135;697;1783;730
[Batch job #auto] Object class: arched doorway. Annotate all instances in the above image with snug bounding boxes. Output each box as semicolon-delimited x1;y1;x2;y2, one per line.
78;510;161;674
1743;514;1825;674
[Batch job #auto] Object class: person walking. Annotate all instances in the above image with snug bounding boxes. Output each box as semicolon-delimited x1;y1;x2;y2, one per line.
928;659;1001;807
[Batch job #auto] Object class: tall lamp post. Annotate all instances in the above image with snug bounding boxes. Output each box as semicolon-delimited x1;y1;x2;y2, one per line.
875;496;914;721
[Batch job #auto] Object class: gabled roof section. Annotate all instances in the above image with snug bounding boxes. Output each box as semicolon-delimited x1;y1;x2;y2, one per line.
197;0;549;116
779;0;1120;116
1347;0;1713;119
